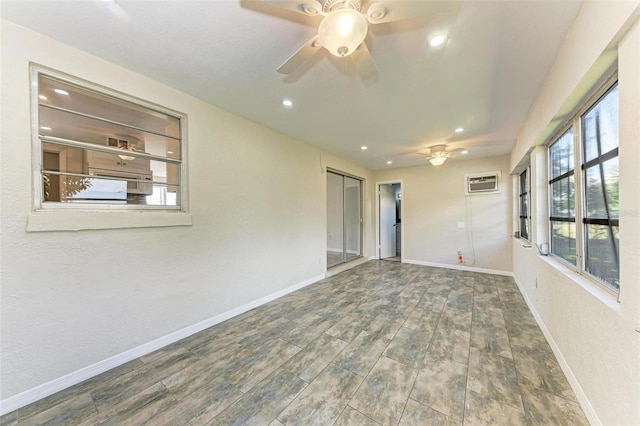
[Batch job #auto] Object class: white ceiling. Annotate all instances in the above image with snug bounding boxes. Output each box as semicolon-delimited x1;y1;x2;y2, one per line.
1;0;584;169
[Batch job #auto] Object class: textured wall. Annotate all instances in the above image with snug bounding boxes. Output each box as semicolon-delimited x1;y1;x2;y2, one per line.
509;3;640;425
0;20;374;402
374;155;513;272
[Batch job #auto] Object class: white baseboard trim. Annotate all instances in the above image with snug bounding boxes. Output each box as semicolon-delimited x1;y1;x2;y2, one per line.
0;273;326;416
511;275;600;426
403;258;513;277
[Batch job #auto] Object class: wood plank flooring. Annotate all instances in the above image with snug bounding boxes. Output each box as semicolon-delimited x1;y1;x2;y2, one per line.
1;261;589;425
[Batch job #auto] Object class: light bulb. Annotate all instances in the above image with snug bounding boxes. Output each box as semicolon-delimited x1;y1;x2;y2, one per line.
318;8;368;57
429;156;447;166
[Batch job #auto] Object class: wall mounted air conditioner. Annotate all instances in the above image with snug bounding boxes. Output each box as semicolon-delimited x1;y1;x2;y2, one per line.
465;171;501;195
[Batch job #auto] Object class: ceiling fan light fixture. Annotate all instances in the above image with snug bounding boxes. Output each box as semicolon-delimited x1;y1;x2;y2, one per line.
318;8;368;57
429;34;446;47
429;155;447;166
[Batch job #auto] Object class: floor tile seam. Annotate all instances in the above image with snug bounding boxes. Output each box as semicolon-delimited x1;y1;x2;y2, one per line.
467;338;524;411
280;362;372;426
92;379;175;418
393;362;421;426
460;282;479;425
497;287;557;407
160;368;242;405
467;384;526;413
516;380;580;405
11;391;99;425
422;303;446;355
406;396;453;423
340;350;395;420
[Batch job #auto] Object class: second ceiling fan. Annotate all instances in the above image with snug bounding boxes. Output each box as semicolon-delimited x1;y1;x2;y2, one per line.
262;0;459;79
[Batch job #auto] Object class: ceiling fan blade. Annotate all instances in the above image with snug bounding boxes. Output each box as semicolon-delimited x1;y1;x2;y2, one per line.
351;42;378;81
261;0;323;17
277;37;322;74
366;0;460;24
447;147;467;157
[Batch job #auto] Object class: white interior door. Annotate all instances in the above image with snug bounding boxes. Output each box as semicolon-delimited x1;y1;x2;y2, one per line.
379;184;397;259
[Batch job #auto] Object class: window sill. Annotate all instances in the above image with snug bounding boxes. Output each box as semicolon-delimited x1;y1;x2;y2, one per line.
513;237;532;248
26;210;192;232
539;255;620;311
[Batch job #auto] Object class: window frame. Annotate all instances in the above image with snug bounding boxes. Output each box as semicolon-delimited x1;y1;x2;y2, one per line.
580;82;620;291
30;64;189;213
548;125;577;267
518;167;530;241
546;74;619;294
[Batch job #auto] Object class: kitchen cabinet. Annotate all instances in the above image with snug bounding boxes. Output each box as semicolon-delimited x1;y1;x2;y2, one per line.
85;150;151;173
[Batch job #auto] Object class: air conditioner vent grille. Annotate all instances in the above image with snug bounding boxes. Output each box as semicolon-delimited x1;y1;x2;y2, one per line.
465;171;501;195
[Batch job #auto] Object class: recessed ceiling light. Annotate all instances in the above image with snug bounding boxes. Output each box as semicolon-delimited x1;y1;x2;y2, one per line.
54;89;69;96
39;126;52;131
461;150;469;154
282;99;293;107
361;146;367;150
38;95;48;101
386;160;393;165
429;34;446;47
167;151;174;154
455;127;464;133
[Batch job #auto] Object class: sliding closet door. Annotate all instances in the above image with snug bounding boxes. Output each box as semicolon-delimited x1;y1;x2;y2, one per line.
327;170;362;268
327;171;345;268
344;176;362;261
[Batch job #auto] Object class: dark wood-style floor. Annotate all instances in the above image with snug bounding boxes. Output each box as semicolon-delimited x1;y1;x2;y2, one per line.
1;261;589;425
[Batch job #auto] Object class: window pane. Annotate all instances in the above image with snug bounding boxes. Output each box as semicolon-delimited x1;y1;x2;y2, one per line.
520;194;528;218
582;84;619;162
39;75;181;139
39;105;180;160
584;158;619;219
520;217;529;240
585;224;619;290
550;176;575;218
551;221;576;265
550;128;574;179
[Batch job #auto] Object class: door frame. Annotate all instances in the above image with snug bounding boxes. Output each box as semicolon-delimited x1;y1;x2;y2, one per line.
376;180;404;261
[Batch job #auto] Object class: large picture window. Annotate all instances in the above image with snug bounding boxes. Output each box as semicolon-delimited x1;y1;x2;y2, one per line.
548;80;619;292
33;66;185;210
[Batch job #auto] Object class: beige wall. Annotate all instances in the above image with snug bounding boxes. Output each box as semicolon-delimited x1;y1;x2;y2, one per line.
374;155;512;272
0;20;375;406
510;3;640;425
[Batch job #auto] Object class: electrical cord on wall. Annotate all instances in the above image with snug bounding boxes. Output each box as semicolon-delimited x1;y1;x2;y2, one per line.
464;195;477;266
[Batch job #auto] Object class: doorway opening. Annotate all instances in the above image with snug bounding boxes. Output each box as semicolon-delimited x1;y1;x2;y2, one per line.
378;182;402;262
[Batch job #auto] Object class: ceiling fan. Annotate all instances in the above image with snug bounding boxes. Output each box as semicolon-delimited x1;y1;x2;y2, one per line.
261;0;459;79
420;144;467;166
